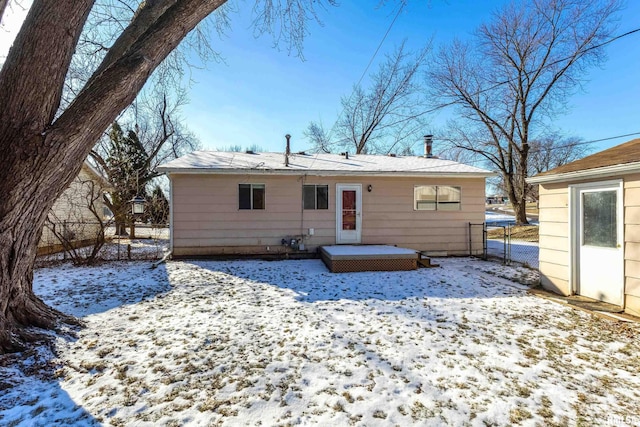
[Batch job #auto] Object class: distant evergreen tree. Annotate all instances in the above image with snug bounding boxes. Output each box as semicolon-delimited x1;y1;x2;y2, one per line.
145;185;170;225
106;122;150;235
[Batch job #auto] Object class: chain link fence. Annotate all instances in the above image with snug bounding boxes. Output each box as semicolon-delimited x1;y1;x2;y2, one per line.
37;220;169;265
486;223;539;268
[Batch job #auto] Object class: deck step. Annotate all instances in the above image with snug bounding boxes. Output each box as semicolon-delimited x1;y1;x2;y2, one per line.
417;253;439;268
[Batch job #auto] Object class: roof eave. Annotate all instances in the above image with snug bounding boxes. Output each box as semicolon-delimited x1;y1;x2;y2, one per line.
527;161;640;184
156;167;495;179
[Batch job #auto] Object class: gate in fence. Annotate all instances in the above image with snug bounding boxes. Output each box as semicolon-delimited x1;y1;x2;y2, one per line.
483;222;539;268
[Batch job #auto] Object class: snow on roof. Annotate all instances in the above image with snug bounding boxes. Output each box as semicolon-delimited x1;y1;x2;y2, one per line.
157;151;493;177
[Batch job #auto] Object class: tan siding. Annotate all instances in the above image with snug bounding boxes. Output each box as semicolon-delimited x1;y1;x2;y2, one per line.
538;207;568;223
626;276;640;296
537;183;571;295
539;221;568;239
625;295;640;317
39;166;106;250
538;247;568;265
170;174;486;256
625;242;640;264
537;173;640;314
625;175;640;304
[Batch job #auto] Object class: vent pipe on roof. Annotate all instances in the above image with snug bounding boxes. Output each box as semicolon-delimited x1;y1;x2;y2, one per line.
424;135;433;158
285;134;291;167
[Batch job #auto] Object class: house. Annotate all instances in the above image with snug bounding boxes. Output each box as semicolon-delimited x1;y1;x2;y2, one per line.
157;150;493;258
38;161;111;255
528;138;640;316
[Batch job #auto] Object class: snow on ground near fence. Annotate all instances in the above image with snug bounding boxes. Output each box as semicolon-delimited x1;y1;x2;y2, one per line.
1;258;639;426
485;210;538;226
487;240;540;268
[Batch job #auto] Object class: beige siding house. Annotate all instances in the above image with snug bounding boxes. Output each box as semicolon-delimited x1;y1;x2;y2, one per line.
529;138;640;316
39;162;111;254
159;151;492;258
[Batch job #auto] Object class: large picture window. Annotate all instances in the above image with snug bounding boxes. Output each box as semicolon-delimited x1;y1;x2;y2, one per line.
303;185;329;210
239;184;265;210
414;185;461;211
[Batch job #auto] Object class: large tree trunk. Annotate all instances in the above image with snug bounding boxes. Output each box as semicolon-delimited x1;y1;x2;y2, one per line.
0;0;227;353
503;171;529;225
0;135;85;353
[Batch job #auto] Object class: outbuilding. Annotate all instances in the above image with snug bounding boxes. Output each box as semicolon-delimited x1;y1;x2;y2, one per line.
528;138;640;315
158;150;493;259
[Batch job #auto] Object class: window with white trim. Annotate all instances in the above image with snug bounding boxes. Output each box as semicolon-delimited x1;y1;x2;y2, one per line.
303;184;329;210
414;185;461;211
239;184;265;210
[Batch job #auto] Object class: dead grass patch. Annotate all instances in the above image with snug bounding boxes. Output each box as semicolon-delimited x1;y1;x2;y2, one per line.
487;225;539;242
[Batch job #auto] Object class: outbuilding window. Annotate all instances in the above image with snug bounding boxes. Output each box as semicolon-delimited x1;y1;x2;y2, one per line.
239;184;265;210
303;185;329;210
414;185;461;211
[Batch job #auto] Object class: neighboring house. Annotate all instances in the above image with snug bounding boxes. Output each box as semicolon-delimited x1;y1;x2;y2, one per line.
38;161;111;255
157;151;493;258
528;138;640;316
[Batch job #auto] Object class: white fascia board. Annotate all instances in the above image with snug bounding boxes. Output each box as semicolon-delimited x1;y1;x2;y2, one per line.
157;168;495;179
527;162;640;184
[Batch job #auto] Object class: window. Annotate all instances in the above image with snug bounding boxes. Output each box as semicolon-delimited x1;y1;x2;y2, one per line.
303;185;328;210
414;185;461;211
239;184;265;210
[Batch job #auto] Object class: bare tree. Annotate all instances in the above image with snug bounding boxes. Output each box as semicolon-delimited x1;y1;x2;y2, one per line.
0;0;9;20
527;134;591;200
529;134;590;175
307;40;430;155
43;171;112;264
90;88;200;237
428;0;620;224
0;0;335;353
303;121;331;153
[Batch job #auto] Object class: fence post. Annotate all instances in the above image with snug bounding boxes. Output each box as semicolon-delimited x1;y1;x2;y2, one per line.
483;222;487;260
468;222;472;256
503;225;507;265
507;224;512;265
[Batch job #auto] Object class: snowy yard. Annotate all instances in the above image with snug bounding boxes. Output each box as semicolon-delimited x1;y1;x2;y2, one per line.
1;258;639;426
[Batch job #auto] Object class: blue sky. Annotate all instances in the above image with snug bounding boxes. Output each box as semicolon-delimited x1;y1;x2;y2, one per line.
2;1;639;157
184;0;640;155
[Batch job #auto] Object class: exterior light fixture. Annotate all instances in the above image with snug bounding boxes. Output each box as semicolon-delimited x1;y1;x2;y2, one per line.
367;185;372;192
130;195;146;215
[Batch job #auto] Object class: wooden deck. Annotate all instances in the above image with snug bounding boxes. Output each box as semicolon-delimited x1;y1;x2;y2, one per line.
320;245;437;273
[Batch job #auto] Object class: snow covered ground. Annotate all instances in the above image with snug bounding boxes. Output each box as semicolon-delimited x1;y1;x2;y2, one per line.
1;258;639;426
487;240;539;268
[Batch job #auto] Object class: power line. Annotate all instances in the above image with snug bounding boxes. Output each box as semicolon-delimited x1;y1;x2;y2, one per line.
327;3;404;141
302;24;640;155
308;2;405;168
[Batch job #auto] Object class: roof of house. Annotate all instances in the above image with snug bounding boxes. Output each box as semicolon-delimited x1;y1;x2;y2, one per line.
81;161;112;189
157;151;493;177
528;138;640;184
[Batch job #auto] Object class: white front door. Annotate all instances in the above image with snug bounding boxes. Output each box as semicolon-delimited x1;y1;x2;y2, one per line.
575;182;624;305
336;184;362;244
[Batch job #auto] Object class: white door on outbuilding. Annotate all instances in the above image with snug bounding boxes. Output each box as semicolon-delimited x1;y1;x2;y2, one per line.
571;181;624;306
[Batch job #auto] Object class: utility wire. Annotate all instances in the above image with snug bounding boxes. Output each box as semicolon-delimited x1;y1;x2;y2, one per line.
301;25;640;154
307;2;405;168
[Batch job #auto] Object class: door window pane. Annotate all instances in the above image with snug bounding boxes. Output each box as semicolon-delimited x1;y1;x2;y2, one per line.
583;191;616;247
342;190;356;230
